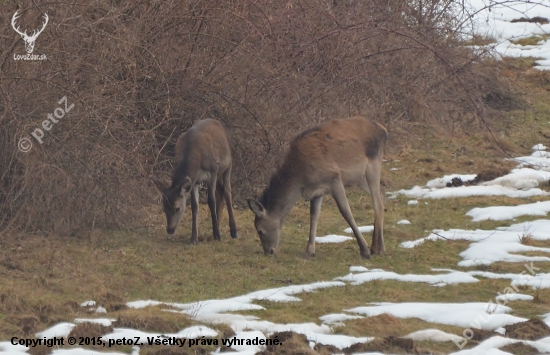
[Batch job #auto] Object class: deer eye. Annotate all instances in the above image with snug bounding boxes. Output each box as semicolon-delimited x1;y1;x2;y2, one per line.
258;230;265;238
175;207;181;212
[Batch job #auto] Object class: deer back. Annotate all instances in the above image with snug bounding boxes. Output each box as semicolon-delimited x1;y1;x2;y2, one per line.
285;116;387;183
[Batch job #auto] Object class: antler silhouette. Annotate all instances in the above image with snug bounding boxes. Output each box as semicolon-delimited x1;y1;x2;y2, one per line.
11;11;26;38
11;11;49;54
29;13;49;40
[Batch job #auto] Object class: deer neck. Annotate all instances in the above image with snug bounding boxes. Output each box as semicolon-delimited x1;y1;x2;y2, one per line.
171;158;198;188
261;165;301;221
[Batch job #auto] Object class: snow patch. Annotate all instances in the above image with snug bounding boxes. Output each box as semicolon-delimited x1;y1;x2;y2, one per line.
315;235;353;243
343;225;374;233
346;303;527;331
404;329;464;342
401;220;550;267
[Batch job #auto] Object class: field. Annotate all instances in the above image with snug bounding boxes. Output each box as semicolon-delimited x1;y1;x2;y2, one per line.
4;1;550;354
1;55;550;355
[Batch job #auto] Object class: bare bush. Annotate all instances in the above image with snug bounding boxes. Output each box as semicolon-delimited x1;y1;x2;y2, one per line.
0;0;521;234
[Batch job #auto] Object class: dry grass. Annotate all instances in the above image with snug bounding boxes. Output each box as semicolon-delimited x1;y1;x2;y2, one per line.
462;35;497;46
500;342;540;355
518;233;535;245
510;35;550;46
2;185;549;354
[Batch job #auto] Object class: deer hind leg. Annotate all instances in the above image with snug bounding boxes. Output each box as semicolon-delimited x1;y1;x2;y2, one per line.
364;160;385;255
305;196;323;259
190;185;200;244
215;181;225;235
207;174;221;241
221;167;238;239
331;178;371;259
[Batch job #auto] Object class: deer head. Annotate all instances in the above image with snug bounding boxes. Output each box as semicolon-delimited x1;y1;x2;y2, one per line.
153;177;191;235
11;11;49;54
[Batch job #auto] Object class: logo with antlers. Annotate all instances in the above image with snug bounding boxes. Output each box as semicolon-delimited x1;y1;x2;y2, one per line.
11;11;49;54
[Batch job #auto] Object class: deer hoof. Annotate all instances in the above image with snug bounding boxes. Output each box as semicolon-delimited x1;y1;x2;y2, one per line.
231;231;238;239
361;251;371;259
304;251;315;259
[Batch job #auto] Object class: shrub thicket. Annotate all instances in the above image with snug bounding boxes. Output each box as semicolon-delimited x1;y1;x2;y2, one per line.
0;0;518;233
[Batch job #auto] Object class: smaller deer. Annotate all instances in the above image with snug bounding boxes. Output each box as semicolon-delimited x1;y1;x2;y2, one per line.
154;119;237;243
248;116;387;259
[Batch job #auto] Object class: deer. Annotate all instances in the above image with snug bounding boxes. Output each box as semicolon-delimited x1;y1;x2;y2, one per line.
11;11;49;54
154;119;237;244
247;116;387;259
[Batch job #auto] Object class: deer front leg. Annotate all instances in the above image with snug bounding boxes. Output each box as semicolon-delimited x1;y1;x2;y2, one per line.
331;179;371;259
222;168;238;239
190;185;199;244
305;196;323;259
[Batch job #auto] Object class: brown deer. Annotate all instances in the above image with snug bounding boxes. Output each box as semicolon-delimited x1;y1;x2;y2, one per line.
247;116;387;259
154;119;237;243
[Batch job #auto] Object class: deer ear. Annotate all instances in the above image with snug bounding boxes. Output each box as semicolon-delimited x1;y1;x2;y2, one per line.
247;199;265;218
152;178;169;192
179;177;192;196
